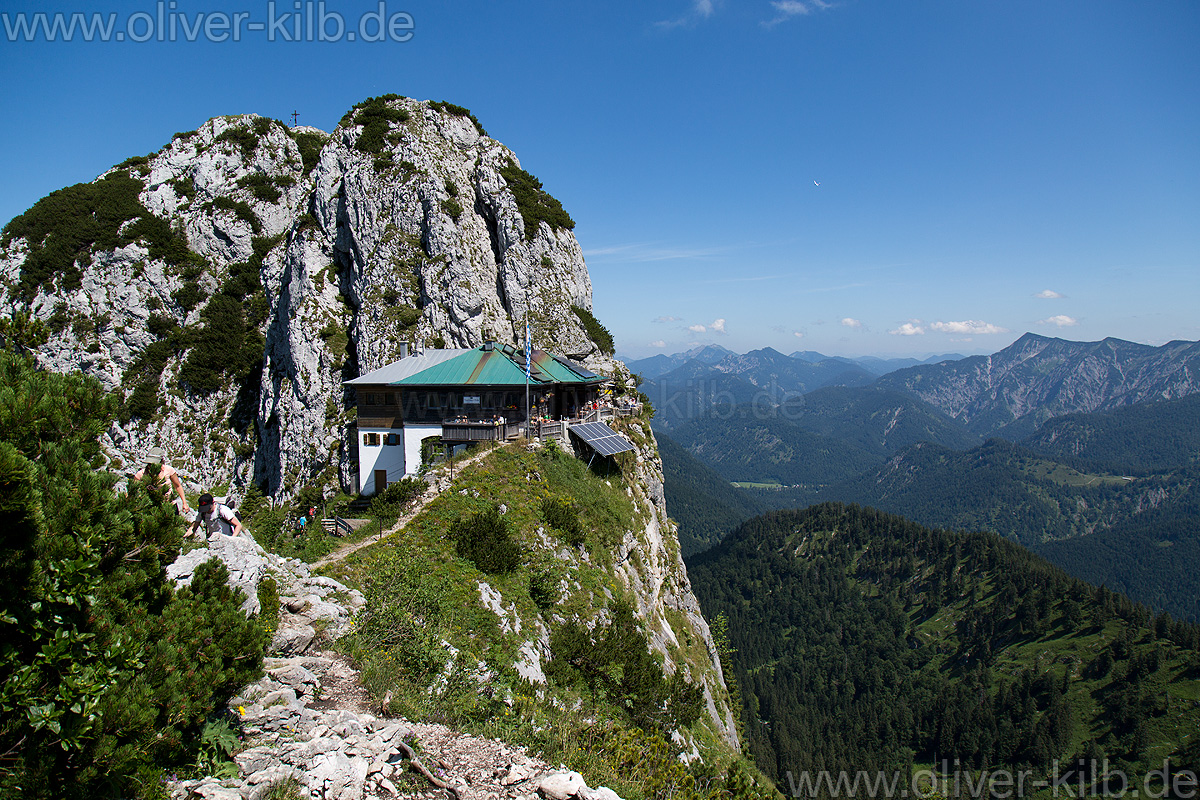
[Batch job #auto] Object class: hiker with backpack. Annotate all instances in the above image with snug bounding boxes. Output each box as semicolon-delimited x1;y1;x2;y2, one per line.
189;492;245;540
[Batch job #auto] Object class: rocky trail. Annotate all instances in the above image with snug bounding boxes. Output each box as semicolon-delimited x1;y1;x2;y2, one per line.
168;458;623;800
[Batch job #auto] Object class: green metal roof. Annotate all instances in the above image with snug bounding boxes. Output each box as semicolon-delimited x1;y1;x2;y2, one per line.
388;346;606;387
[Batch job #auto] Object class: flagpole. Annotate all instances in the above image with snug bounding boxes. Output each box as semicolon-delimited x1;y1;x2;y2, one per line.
524;314;531;440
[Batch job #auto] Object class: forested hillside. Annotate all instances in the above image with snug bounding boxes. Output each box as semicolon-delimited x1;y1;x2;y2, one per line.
1020;394;1200;474
664;405;881;487
1036;478;1200;623
686;504;1200;785
657;433;771;557
821;439;1194;546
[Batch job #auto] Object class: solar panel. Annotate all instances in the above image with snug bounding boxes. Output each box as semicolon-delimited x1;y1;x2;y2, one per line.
570;422;635;457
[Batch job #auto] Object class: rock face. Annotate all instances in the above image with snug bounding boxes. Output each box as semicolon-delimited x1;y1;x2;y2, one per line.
0;97;601;499
607;420;741;749
876;333;1200;438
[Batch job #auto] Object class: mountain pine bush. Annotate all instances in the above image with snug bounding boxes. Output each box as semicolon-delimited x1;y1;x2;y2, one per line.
0;351;265;799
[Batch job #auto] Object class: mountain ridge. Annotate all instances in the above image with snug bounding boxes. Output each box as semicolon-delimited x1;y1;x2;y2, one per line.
0;98;622;500
876;332;1200;438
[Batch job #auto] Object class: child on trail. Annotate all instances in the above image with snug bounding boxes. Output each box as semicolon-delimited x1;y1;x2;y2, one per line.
134;446;190;516
189;492;245;540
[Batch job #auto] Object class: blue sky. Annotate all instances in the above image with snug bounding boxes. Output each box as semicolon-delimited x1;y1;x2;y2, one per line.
2;0;1197;359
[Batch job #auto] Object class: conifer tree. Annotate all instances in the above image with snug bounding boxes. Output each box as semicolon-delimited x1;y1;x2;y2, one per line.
0;351;265;798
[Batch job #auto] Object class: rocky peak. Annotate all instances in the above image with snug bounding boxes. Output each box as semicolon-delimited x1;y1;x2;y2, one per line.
0;96;608;499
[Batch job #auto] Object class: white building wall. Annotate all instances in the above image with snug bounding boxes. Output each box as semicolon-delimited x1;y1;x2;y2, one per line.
403;423;443;478
357;428;407;496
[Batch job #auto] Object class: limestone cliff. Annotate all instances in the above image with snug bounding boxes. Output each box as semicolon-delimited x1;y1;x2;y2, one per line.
0;96;602;498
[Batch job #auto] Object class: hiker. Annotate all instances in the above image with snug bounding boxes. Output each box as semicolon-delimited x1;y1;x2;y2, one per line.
134;446;190;515
189;492;245;539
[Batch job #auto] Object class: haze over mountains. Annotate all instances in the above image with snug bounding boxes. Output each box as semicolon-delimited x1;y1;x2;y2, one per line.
655;333;1200;622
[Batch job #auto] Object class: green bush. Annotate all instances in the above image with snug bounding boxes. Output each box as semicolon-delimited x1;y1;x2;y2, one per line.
171;281;206;312
214;125;260;158
546;601;703;735
350;96;410;155
441;198;464;221
236;173;282;203
257;575;280;636
541;496;585;546
0;353;265;798
571;305;615;356
451;505;521;574
429;101;488;137
287;130;325;175
208;196;262;234
529;568;561;609
369;476;427;518
498;158;575;238
169;176;197;202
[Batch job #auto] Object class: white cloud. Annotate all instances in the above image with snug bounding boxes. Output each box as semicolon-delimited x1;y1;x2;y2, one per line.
656;0;717;29
649;340;667;348
929;320;1009;335
688;324;707;333
890;322;925;336
764;0;833;26
793;331;805;338
1038;314;1079;328
710;318;727;334
652;315;681;323
841;317;863;329
1035;289;1065;299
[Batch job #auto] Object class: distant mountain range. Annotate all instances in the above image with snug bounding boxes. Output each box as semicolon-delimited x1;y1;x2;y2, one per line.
876;332;1200;439
635;346;879;426
656;333;1200;620
625;345;962;381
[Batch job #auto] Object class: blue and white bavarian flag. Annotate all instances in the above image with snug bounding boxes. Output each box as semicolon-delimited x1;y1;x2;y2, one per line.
524;319;531;379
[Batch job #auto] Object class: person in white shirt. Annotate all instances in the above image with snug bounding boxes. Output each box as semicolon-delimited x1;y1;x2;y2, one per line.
189;492;245;539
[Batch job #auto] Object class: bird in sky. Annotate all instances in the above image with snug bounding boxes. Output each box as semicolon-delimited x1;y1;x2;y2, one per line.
813;180;820;186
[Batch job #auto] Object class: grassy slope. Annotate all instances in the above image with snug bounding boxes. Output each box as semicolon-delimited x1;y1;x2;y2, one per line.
316;428;769;799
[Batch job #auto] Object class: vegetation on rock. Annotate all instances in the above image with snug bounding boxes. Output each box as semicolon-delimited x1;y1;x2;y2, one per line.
429;100;488;136
571;305;615;356
499;158;575;238
2;171;202;302
0;351;265;799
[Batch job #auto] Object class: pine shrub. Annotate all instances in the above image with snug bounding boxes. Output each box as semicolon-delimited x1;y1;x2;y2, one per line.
428;101;488;137
451;505;521;574
541;496;585;545
349;96;410;155
570;306;615;356
498;158;575;238
0;352;265;798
